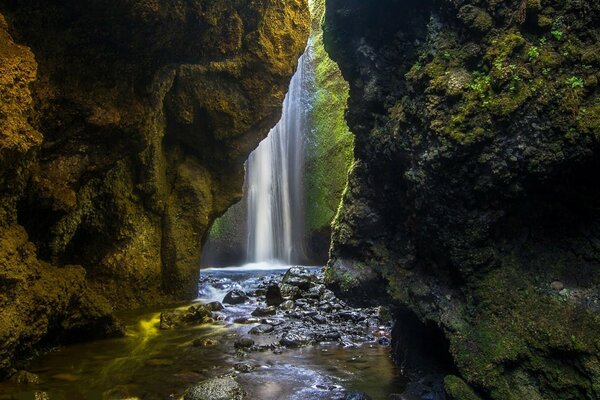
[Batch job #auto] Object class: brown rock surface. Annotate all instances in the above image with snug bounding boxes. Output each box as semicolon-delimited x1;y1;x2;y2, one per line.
0;0;309;376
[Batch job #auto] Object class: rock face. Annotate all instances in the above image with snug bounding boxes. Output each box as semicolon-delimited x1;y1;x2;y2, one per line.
324;0;600;399
0;0;309;377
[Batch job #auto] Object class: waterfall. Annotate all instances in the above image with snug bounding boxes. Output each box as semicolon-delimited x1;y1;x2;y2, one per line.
246;55;308;264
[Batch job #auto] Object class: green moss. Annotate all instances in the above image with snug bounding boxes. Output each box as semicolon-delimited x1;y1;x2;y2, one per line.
444;376;483;400
450;266;600;399
305;0;354;236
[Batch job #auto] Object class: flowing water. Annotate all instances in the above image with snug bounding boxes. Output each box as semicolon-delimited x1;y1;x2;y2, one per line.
246;55;308;265
0;266;405;400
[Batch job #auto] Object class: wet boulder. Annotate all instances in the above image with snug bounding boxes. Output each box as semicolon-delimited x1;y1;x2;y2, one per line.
251;306;276;317
282;267;316;290
305;284;326;299
234;337;255;349
265;285;284;306
249;324;274;335
234;363;256;373
207;301;224;311
183;376;245;400
279;283;301;299
280;300;295;310
280;332;311;348
9;370;40;384
223;290;248;305
159;304;212;329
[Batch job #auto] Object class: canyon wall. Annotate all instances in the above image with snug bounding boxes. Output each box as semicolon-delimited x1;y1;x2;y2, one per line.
324;0;600;398
0;0;308;376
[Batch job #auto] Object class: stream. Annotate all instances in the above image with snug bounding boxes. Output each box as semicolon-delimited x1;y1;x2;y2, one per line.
0;265;406;400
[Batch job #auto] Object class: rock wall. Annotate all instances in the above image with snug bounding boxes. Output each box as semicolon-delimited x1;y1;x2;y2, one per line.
0;0;308;376
324;0;600;399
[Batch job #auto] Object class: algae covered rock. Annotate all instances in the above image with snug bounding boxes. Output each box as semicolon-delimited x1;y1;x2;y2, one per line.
324;0;600;398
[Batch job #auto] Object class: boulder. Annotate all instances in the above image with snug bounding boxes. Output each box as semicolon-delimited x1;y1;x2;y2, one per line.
183;376;245;400
249;324;274;335
251;306;277;317
282;267;316;290
265;285;284;306
222;290;248;305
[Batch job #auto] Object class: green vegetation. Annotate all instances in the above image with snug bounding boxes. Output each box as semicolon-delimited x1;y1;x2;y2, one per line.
527;46;540;60
304;0;354;240
551;29;564;40
567;76;584;89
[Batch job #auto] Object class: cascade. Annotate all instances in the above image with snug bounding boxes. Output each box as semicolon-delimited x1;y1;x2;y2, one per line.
246;54;308;264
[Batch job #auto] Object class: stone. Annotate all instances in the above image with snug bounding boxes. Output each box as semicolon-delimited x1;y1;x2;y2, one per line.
280;332;311;348
266;285;284;306
251;306;277;317
159;305;212;329
550;281;564;292
279;283;301;299
234;362;256;373
280;300;295;310
207;302;224;311
249;324;274;335
234;338;255;349
9;370;40;384
223;290;248;305
282;267;317;290
193;338;218;348
183;376;245;400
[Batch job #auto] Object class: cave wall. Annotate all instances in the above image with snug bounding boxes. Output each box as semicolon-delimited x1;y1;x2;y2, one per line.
0;0;309;376
324;0;600;398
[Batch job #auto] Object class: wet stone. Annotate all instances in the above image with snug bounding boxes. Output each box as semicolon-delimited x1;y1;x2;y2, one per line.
9;370;40;384
234;317;260;324
234;337;255;349
207;301;224;311
282;267;317;290
280;332;311;348
280;299;295;310
183;376;245;400
234;362;256;373
279;283;301;299
266;285;284;306
249;324;274;335
251;306;276;317
223;290;248;305
193;338;218;348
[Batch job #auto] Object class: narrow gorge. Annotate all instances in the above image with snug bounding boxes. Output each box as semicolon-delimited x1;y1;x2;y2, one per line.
0;0;599;399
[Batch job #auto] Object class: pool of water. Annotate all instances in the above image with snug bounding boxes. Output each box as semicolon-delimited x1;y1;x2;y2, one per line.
0;265;405;400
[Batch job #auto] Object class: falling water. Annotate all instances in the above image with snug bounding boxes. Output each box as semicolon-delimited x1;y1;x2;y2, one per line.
246;55;308;264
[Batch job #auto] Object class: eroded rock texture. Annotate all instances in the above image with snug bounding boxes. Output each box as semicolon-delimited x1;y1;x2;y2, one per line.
0;0;308;376
324;0;600;398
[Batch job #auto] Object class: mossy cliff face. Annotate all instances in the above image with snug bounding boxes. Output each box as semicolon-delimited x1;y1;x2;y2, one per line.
304;0;353;262
324;0;600;398
0;0;308;376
